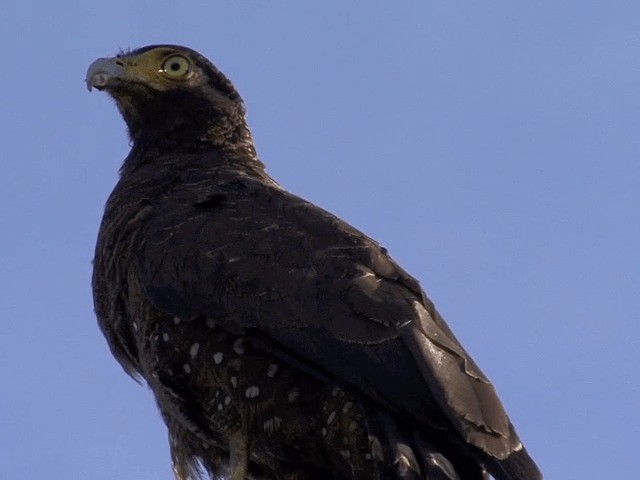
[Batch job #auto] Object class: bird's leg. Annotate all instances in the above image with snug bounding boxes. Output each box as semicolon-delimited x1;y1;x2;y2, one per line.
229;430;250;480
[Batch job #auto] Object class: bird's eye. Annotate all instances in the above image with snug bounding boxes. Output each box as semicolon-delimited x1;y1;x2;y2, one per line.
161;55;191;78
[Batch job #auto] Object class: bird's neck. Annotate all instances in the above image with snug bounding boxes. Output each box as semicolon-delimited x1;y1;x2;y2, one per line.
121;107;266;177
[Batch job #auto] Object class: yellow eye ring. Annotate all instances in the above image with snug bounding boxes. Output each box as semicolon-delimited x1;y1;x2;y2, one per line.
161;55;191;78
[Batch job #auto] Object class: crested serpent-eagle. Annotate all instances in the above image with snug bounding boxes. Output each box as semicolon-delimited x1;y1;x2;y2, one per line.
86;45;541;480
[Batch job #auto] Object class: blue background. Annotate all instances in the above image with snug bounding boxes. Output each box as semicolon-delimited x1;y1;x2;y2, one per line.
1;2;638;479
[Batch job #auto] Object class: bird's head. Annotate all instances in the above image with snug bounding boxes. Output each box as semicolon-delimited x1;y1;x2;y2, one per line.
86;45;252;154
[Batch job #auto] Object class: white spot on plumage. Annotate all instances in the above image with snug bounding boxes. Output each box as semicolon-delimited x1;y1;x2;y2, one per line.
206;319;216;329
233;338;245;355
342;401;353;413
396;454;411;471
266;363;278;377
340;449;351;459
213;352;223;364
228;257;240;263
162;333;169;342
263;416;282;433
332;387;343;397
183;364;191;374
397;319;411;328
321;427;327;437
348;421;358;432
230;376;237;388
132;321;138;331
190;343;200;359
327;411;336;425
173;317;181;325
288;389;300;402
217;403;223;411
224;396;231;406
245;386;259;398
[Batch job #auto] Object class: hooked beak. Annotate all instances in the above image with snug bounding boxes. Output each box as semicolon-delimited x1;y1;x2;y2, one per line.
86;57;124;92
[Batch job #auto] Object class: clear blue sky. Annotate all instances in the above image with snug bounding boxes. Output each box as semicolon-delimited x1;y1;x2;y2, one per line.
1;2;638;479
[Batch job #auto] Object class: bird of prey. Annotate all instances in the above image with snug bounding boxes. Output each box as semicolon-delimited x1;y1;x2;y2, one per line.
86;45;541;480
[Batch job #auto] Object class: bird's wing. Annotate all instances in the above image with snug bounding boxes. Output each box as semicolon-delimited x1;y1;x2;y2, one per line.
135;176;521;459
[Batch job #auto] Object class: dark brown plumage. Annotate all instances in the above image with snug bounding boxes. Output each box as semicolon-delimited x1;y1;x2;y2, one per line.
87;45;542;480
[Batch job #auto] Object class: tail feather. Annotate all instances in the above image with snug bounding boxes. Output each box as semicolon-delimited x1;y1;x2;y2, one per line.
370;410;544;480
371;411;487;480
411;433;462;480
369;412;422;479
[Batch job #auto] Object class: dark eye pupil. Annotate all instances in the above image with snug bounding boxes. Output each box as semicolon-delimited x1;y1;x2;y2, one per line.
170;62;181;71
